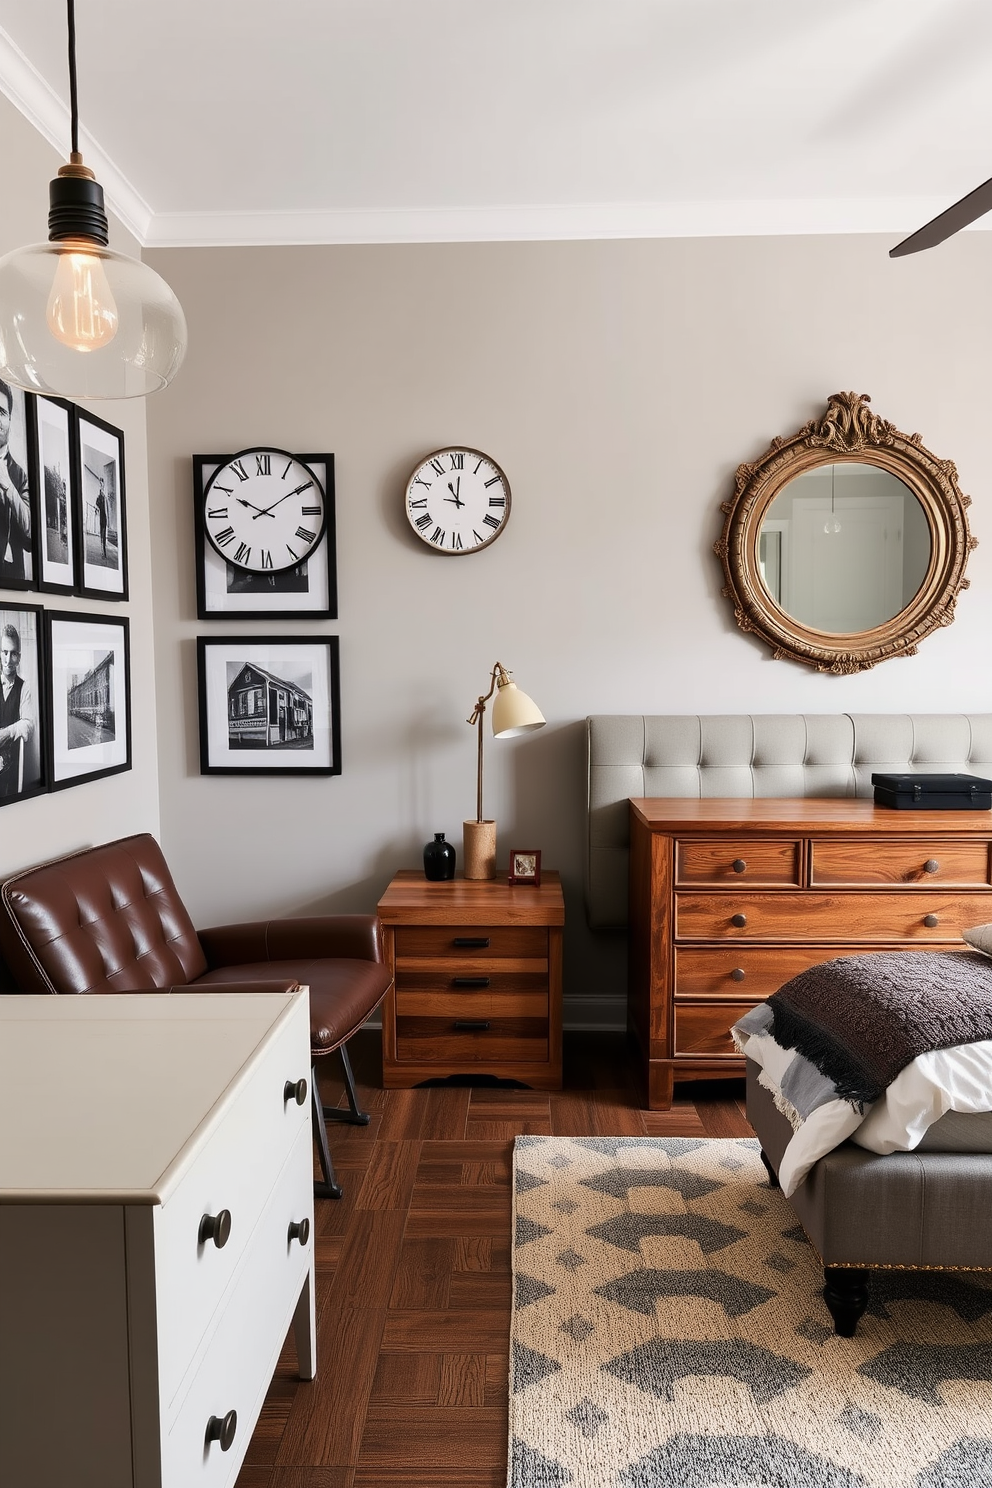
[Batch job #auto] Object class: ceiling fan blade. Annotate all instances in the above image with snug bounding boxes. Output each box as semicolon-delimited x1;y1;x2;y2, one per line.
890;174;992;257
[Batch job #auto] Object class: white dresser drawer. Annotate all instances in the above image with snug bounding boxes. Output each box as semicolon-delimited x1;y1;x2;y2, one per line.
155;995;311;1409
162;1120;314;1486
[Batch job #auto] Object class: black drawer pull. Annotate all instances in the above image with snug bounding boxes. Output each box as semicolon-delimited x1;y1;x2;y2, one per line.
453;976;490;988
924;914;939;928
205;1410;237;1452
453;936;490;947
288;1217;310;1246
454;1020;490;1031
284;1077;308;1106
731;913;747;928
198;1210;232;1249
730;967;746;982
732;859;747;874
923;859;940;874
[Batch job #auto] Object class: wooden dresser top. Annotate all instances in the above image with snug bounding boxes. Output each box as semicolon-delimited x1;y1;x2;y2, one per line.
629;798;992;834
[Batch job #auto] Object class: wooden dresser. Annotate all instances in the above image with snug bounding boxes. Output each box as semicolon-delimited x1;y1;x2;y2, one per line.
629;798;992;1110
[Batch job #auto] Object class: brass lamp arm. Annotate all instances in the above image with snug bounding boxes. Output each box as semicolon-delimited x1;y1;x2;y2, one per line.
466;662;511;822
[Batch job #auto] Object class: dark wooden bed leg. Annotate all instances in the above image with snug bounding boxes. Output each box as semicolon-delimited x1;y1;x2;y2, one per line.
823;1267;869;1336
759;1148;780;1188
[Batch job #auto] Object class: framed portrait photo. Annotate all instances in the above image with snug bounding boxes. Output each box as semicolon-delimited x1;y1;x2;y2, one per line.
0;602;47;805
0;381;37;591
197;635;341;776
30;395;77;595
508;849;542;887
75;409;127;600
46;610;131;789
193;453;337;620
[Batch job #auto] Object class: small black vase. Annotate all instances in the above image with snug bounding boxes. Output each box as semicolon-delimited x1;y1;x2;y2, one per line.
423;832;456;881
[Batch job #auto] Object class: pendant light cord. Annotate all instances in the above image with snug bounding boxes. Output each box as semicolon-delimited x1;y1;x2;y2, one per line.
66;0;79;157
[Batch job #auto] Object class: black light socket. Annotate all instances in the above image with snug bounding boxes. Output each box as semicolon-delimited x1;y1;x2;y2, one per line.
48;172;109;246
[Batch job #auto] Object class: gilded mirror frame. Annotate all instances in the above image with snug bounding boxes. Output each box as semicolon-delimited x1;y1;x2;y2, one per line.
715;392;977;674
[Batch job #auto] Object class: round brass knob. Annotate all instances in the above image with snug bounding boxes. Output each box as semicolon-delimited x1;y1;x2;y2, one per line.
731;967;746;982
924;914;939;928
288;1217;310;1246
198;1210;232;1249
205;1410;237;1452
923;859;940;875
731;913;747;928
284;1077;308;1106
732;859;747;874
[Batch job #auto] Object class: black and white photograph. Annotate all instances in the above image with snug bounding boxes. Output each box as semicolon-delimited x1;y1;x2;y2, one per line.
32;395;77;594
46;610;130;788
0;602;46;805
193;454;336;620
198;635;340;775
76;409;127;600
0;380;36;590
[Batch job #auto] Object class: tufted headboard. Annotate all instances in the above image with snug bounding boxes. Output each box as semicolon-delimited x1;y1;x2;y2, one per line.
585;714;992;929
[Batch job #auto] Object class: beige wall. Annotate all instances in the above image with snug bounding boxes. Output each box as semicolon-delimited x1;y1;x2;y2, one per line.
0;93;159;884
145;233;992;1025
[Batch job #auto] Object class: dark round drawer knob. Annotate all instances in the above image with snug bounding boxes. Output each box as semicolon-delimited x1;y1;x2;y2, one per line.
924;914;939;928
730;967;746;982
284;1077;308;1106
731;913;747;928
198;1210;232;1249
923;859;940;875
205;1410;237;1452
732;859;747;874
288;1217;310;1246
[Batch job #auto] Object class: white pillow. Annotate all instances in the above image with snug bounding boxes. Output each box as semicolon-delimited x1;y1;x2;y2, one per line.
962;922;992;958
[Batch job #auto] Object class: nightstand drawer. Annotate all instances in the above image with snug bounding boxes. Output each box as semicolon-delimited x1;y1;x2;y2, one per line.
394;924;548;960
676;839;801;886
396;989;548;1018
395;1015;548;1063
810;839;991;887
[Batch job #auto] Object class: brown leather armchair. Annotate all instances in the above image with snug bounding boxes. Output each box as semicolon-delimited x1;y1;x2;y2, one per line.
0;833;392;1200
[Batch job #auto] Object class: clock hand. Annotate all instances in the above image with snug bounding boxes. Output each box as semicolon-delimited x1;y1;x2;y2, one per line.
446;479;464;508
252;481;315;519
236;496;275;517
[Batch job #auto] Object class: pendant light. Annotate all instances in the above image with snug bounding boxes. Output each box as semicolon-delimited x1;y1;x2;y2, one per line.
0;0;187;399
823;464;842;535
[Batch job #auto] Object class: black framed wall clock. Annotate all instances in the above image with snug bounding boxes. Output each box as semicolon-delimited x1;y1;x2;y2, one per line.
404;447;510;554
193;449;337;620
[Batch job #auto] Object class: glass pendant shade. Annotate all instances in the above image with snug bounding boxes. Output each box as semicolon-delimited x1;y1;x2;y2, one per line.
0;238;187;399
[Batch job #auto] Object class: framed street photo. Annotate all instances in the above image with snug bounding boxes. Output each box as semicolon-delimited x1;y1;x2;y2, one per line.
0;602;46;805
0;381;37;591
193;454;337;620
46;610;131;789
31;395;77;595
508;849;542;887
197;635;341;776
76;409;127;600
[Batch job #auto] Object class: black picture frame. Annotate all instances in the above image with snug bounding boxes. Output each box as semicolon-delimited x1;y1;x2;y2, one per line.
193;453;337;620
30;394;78;595
0;601;47;805
75;408;128;601
45;609;131;789
197;634;341;776
0;382;39;592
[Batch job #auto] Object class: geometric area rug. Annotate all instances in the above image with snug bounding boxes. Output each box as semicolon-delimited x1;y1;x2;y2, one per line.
510;1136;992;1488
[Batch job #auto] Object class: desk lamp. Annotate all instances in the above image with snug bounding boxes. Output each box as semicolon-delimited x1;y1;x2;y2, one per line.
464;662;545;880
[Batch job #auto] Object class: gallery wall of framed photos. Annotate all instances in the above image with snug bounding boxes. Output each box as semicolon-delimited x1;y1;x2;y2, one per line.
0;384;131;809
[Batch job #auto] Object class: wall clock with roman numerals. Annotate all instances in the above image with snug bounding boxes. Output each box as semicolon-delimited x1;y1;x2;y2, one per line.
193;450;336;621
404;447;510;554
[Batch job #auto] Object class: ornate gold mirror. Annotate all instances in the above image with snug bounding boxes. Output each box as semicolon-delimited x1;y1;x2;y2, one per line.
715;392;977;673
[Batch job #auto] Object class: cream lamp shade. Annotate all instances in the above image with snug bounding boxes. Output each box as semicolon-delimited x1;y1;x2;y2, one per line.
492;681;546;738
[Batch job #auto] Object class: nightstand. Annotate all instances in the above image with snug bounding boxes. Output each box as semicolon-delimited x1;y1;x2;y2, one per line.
376;870;564;1088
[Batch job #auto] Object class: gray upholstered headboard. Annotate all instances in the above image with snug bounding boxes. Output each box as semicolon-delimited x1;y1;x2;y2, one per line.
585;714;992;929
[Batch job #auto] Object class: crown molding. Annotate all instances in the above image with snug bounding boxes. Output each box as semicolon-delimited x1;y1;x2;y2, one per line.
0;27;153;245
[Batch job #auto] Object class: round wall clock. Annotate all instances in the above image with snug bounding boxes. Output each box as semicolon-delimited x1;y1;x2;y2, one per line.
202;447;327;573
404;447;510;554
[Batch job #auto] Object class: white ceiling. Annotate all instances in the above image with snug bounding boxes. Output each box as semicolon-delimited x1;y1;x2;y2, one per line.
0;0;990;250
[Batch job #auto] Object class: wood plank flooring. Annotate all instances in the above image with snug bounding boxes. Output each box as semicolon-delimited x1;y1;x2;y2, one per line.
236;1031;751;1488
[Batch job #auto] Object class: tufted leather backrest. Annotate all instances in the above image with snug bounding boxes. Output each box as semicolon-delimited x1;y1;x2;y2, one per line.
586;714;992;929
0;833;208;994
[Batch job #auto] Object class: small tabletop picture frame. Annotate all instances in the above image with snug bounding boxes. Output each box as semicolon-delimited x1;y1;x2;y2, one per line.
508;849;541;887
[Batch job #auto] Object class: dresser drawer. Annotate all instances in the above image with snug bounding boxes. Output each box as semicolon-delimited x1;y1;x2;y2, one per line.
154;998;311;1410
674;1002;755;1058
675;891;992;943
675;945;866;999
395;1015;548;1063
810;839;991;887
163;1123;313;1484
676;838;801;886
394;924;547;962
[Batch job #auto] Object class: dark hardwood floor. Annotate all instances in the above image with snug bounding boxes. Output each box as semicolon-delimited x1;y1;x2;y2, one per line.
235;1031;751;1488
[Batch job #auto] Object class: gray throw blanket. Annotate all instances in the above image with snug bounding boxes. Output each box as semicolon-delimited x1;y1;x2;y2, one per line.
767;951;992;1105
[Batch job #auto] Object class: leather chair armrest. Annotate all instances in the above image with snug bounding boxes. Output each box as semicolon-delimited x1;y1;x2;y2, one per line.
198;914;382;969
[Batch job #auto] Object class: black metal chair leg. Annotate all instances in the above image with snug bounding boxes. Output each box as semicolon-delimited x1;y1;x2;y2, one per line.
311;1065;343;1200
322;1042;372;1126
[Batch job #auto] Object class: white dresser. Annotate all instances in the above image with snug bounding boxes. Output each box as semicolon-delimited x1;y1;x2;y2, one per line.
0;991;316;1488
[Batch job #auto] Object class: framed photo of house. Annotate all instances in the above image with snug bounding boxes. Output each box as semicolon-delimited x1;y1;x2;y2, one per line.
197;635;341;776
0;602;47;805
193;454;337;620
75;409;127;601
30;395;77;595
0;381;37;591
45;610;131;789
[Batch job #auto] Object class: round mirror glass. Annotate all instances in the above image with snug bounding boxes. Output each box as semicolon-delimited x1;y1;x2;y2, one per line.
756;462;932;634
